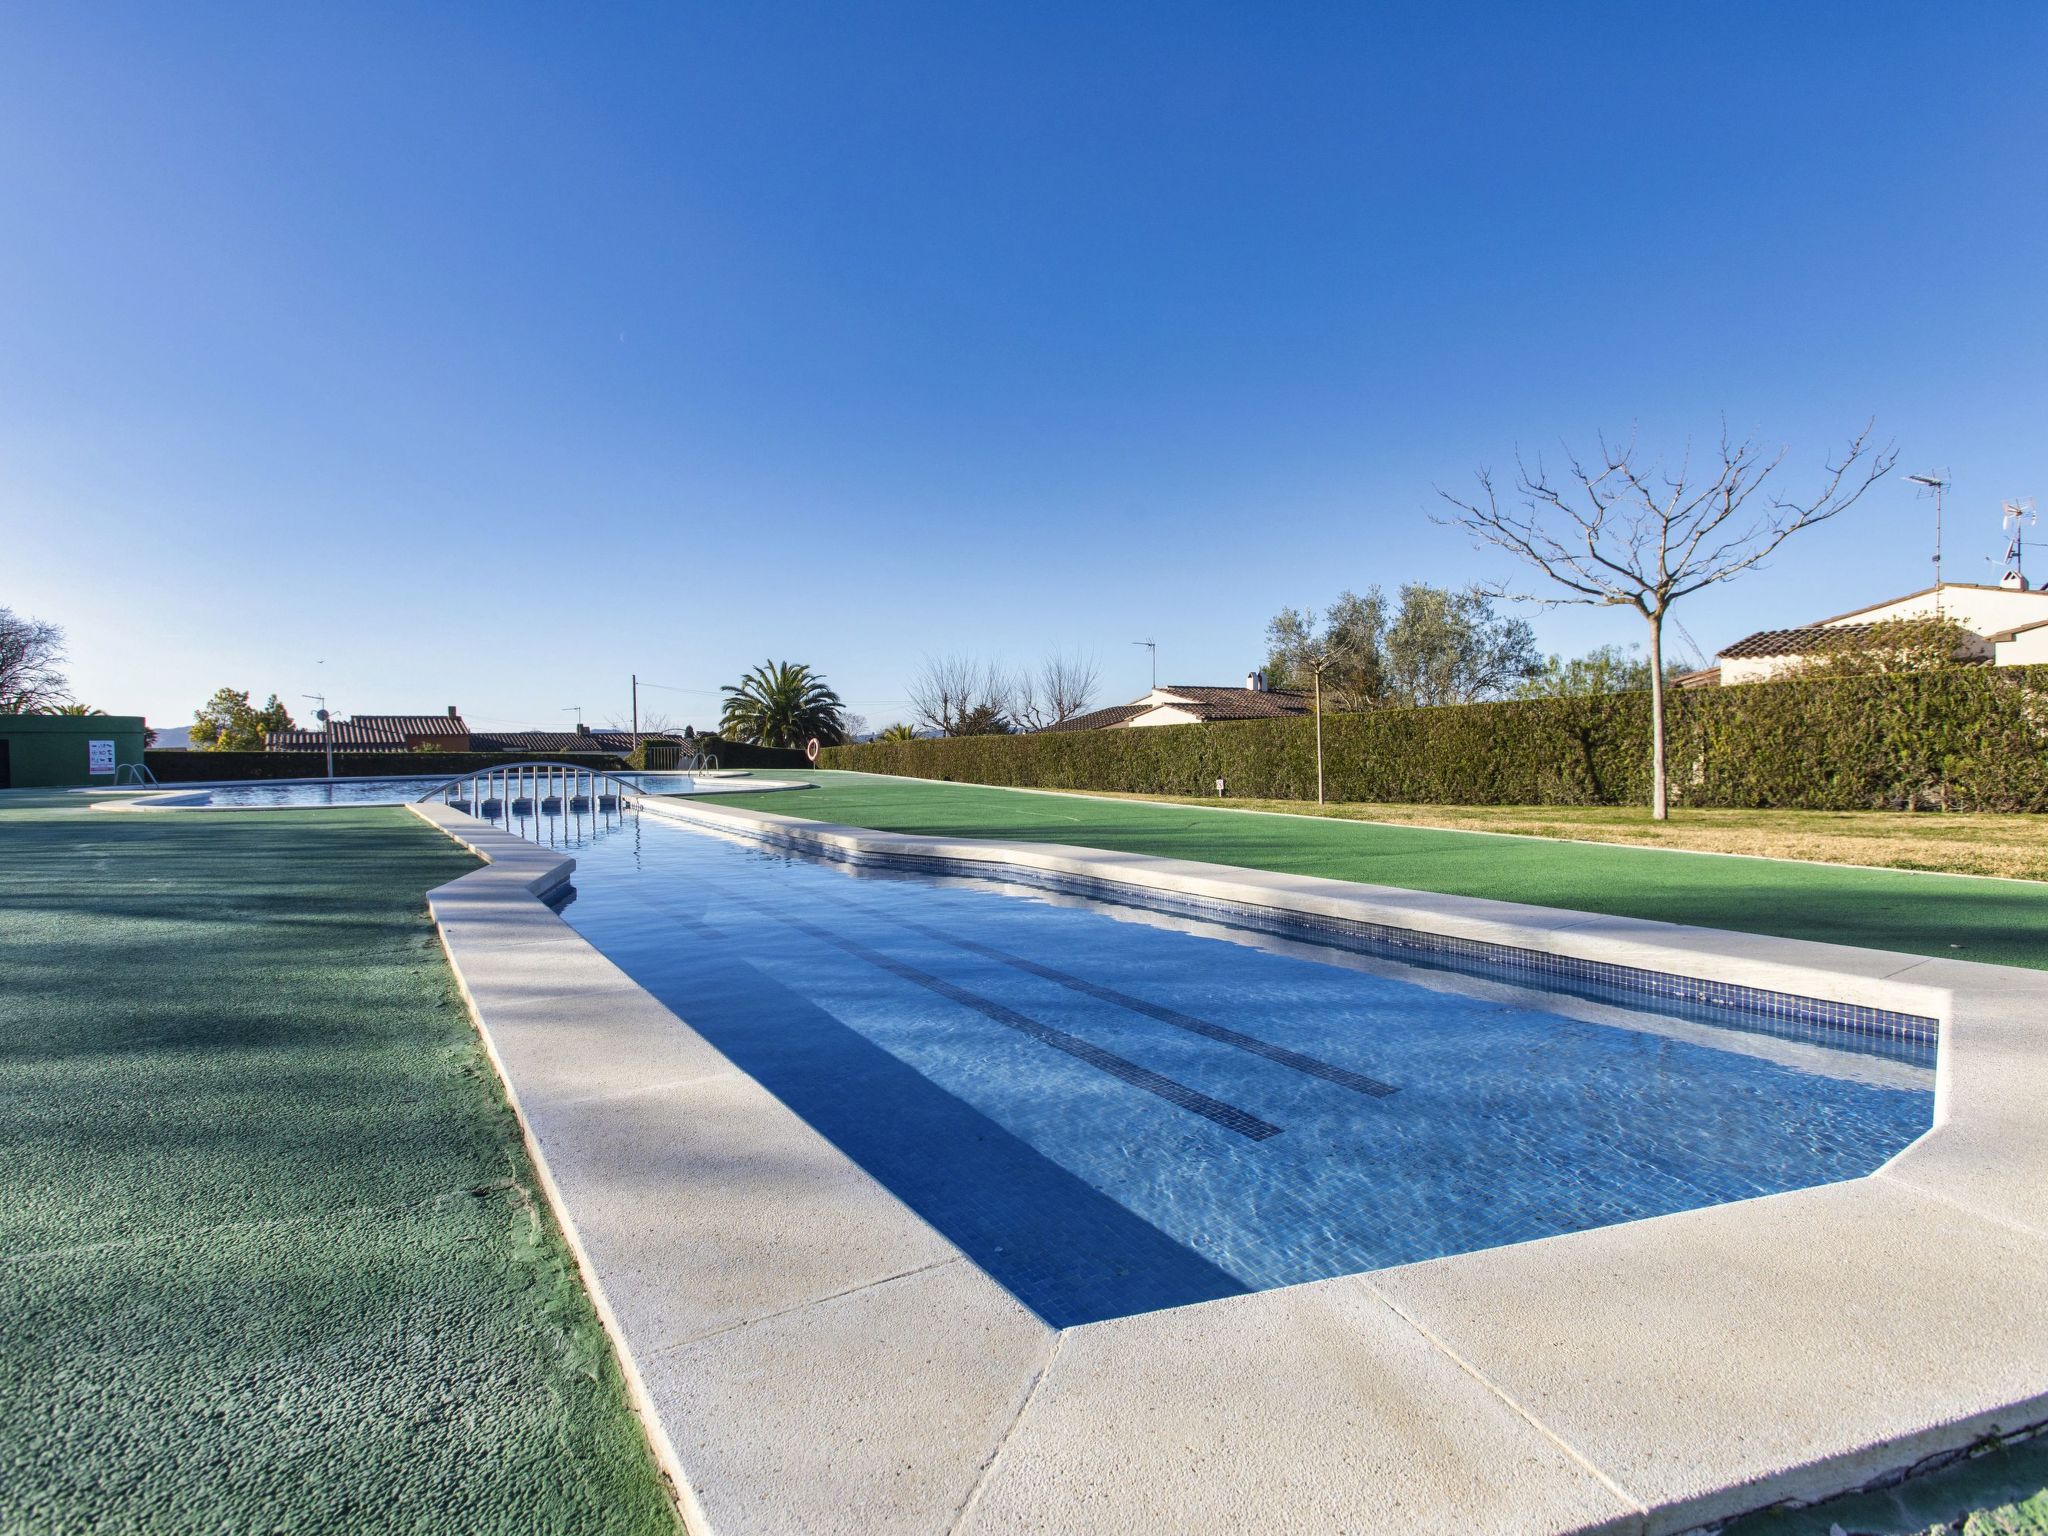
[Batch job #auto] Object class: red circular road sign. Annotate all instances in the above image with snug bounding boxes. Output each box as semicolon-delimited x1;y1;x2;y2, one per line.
805;737;821;763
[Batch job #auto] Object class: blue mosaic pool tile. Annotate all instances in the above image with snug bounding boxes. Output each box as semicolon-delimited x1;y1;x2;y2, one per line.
713;818;1941;1068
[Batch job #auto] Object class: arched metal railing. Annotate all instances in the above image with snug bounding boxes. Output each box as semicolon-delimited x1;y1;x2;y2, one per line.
114;763;159;786
417;762;648;849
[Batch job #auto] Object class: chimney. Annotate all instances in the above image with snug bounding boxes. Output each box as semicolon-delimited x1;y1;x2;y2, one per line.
576;722;590;736
447;705;459;718
1246;669;1266;692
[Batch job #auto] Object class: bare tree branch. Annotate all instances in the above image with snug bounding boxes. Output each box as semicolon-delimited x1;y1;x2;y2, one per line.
909;655;1017;736
1013;652;1100;731
0;608;70;712
1434;420;1897;818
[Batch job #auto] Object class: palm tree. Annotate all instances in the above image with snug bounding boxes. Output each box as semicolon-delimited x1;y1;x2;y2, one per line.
719;660;847;748
47;703;106;716
877;722;919;742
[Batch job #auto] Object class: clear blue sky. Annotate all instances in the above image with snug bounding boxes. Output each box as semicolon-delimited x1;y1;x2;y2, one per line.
4;2;2044;734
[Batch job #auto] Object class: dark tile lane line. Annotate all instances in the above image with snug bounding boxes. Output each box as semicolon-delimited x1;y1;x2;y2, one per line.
867;906;1399;1099
702;883;1284;1142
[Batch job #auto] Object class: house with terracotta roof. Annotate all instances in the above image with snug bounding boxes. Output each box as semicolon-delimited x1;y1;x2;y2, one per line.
1687;572;2048;688
265;707;473;752
266;711;688;757
1042;673;1312;732
476;728;657;755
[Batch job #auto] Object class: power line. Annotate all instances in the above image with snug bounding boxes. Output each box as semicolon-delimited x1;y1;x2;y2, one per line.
631;680;721;695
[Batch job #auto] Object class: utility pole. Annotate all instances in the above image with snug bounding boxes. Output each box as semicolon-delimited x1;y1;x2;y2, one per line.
631;674;639;752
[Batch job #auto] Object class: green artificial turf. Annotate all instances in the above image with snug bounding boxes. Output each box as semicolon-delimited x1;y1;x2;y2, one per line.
708;772;2048;970
0;791;678;1535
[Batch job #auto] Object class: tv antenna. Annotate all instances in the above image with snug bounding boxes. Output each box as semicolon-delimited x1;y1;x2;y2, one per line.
303;693;334;778
1905;472;1950;613
2002;499;2039;589
562;705;583;726
1132;638;1157;690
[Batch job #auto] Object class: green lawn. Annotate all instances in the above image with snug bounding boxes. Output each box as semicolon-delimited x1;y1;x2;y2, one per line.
707;772;2048;970
0;791;677;1535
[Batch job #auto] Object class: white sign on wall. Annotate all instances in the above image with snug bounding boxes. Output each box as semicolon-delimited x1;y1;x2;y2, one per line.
87;739;116;776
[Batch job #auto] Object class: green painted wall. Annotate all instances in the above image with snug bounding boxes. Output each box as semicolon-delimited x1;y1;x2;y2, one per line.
0;715;149;788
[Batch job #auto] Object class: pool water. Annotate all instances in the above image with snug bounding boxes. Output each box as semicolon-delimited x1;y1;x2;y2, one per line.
177;772;727;807
557;813;1935;1327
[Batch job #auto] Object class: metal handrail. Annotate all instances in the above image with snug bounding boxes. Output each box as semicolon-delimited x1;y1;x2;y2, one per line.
114;763;158;786
637;747;719;772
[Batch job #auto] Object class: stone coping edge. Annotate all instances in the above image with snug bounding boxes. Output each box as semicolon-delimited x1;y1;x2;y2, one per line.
403;802;709;1533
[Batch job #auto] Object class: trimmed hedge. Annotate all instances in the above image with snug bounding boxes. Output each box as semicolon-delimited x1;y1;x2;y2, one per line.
821;667;2048;813
144;750;626;782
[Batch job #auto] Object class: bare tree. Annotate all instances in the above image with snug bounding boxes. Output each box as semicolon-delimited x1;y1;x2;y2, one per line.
607;708;677;736
1011;653;1101;732
908;655;1016;737
1438;423;1895;819
0;607;69;713
1291;624;1337;806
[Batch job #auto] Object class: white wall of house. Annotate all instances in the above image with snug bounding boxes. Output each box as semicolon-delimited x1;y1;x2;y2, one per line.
1125;704;1207;727
1821;583;2048;636
1719;656;1795;684
1717;582;2048;682
1994;624;2048;665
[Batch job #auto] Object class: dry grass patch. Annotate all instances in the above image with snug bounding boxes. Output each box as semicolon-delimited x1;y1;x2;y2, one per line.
1094;794;2048;882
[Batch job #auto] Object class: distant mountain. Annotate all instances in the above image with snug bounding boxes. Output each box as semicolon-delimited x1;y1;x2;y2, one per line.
150;725;192;750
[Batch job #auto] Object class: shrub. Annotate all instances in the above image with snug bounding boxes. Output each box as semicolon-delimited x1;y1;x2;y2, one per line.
821;667;2048;813
627;738;682;771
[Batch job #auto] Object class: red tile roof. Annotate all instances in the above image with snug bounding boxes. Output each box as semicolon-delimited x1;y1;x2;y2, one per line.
1037;686;1312;732
1718;625;1881;659
1153;685;1312;720
264;712;469;752
352;713;468;736
264;713;692;756
1040;704;1145;733
471;731;614;755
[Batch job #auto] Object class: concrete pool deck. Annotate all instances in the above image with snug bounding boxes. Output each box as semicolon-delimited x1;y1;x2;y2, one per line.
411;795;2048;1535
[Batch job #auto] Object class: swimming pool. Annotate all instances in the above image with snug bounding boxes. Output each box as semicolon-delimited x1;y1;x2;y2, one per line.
150;771;764;807
554;812;1935;1328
